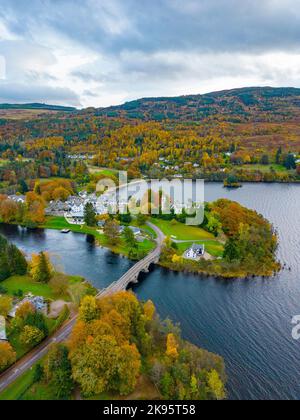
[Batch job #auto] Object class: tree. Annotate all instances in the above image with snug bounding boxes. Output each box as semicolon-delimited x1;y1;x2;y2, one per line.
260;154;269;165
50;274;69;296
224;238;240;261
0;296;12;317
84;203;97;227
7;244;27;276
124;227;138;250
166;333;179;359
25;192;46;226
136;213;147;226
284;153;296;170
79;295;98;323
103;219;121;246
0;342;16;372
70;335;141;396
44;344;74;399
275;146;282;164
20;325;45;347
207;370;226;400
15;301;35;320
143;300;156;321
30;252;52;283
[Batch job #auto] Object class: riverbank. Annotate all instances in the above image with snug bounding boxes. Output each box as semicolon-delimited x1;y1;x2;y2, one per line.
41;216;156;260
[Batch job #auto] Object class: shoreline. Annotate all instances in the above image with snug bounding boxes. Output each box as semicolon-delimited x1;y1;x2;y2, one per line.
1;218;280;282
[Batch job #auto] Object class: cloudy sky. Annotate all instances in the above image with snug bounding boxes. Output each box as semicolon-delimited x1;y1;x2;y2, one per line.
0;0;300;108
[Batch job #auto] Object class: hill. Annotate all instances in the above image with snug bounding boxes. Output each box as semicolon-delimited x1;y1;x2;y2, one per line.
95;87;300;122
0;103;76;112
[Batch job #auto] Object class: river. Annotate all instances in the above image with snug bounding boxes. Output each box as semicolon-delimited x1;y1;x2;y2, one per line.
1;183;300;400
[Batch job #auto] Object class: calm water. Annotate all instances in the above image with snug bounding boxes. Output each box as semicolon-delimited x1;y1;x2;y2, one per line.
1;183;300;400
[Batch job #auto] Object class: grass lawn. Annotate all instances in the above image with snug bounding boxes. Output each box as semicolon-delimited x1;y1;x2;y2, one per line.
0;358;60;401
176;241;224;258
150;218;215;241
242;164;288;173
88;166;119;178
0;364;36;401
1;274;83;302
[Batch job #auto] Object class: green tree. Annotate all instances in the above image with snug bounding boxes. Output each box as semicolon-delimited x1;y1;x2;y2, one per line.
284;153;296;170
224;237;240;262
84;203;97;227
123;227;138;250
44;344;74;399
136;213;147;226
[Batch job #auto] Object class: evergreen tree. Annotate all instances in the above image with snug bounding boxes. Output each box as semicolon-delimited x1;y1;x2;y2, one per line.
224;238;240;262
7;244;28;276
84;203;97;227
284;153;296;170
19;179;29;194
275;147;282;164
124;227;138;250
35;252;52;284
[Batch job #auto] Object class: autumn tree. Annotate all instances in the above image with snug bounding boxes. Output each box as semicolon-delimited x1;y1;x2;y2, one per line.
166;333;179;359
79;295;98;323
103;219;121;246
20;325;45;347
0;342;16;372
0;296;12;317
207;370;226;400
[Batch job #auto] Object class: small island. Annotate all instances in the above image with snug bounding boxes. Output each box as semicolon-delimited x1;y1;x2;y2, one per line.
157;199;280;279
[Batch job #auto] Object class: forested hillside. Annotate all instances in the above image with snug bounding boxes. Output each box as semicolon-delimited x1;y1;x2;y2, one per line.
1;87;300;194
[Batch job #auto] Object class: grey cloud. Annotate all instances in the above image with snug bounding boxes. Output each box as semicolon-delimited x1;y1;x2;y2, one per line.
0;82;80;106
1;0;300;106
1;0;300;55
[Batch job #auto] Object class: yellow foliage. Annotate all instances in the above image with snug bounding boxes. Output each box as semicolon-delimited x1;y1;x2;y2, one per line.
166;333;179;359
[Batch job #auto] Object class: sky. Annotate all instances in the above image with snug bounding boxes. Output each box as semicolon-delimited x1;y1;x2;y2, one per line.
0;0;300;108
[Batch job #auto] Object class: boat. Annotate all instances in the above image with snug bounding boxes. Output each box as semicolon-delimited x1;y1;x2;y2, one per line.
61;229;71;234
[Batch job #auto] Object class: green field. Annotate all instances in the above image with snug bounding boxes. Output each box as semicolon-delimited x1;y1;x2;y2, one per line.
241;164;288;173
176;241;224;258
150;218;214;240
1;274;83;301
88;166;119;178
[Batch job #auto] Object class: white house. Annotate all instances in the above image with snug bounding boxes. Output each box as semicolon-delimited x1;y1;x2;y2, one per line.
185;244;205;260
0;315;7;341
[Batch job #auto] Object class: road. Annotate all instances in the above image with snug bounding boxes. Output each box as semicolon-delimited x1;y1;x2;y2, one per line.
0;222;165;395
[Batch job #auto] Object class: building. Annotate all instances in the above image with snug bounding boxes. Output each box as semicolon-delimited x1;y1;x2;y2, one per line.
9;295;47;318
0;315;7;341
185;244;205;260
129;226;141;236
9;195;26;204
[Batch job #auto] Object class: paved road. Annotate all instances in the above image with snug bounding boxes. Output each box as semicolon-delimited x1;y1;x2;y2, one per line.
0;222;165;395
